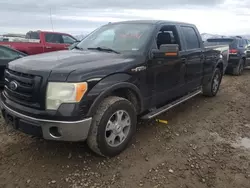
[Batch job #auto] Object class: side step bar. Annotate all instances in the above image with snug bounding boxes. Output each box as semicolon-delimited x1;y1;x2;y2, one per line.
141;89;202;120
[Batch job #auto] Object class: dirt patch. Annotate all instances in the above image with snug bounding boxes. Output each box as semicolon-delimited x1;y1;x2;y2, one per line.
1;71;250;188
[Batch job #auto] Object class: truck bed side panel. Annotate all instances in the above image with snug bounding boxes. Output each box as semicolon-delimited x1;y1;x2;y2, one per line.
204;45;229;74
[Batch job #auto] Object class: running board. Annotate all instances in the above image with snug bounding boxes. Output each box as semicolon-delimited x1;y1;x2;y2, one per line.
141;89;202;120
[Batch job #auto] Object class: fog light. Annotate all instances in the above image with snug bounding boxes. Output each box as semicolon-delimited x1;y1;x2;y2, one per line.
49;127;62;138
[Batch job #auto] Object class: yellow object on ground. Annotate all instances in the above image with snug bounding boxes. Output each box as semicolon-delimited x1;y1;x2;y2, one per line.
155;119;168;124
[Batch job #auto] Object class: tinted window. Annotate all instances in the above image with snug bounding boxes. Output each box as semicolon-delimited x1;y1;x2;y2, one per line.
45;33;64;43
240;39;247;47
239;39;244;47
62;35;77;44
181;26;200;49
207;38;238;49
207;38;234;43
0;46;23;59
26;32;40;39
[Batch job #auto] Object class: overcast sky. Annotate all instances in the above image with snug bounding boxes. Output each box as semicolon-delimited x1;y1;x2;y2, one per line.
0;0;250;35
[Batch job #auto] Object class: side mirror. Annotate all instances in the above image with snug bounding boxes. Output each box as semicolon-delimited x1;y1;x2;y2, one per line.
152;44;179;58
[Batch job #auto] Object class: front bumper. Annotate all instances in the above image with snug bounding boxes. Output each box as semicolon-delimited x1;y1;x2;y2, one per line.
0;100;92;142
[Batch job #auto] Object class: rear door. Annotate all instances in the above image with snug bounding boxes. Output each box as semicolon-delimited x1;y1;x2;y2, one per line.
179;25;203;91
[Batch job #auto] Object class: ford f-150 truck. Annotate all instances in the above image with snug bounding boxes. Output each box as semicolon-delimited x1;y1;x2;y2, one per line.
1;20;226;157
0;31;79;55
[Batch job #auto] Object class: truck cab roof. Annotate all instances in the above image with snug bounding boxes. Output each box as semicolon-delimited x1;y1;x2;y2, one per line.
27;30;73;35
108;19;195;26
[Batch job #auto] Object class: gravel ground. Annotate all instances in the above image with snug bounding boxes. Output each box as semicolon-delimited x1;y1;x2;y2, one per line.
1;70;250;188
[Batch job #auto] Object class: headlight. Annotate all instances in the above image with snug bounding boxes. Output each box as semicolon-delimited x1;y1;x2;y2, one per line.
46;82;88;110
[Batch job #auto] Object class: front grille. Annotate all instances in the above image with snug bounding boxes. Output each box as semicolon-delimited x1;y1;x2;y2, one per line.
4;69;43;108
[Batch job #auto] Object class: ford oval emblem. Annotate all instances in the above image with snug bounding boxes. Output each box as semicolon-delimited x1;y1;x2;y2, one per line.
9;81;18;91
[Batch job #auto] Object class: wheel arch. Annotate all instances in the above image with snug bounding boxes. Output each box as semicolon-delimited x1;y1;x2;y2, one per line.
87;82;144;117
216;60;224;74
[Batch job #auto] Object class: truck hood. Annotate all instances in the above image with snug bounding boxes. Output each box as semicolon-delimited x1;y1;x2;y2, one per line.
8;50;135;80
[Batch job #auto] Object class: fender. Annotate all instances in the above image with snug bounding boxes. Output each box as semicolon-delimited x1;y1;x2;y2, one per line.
86;73;144;117
203;58;224;86
215;58;223;66
215;59;224;72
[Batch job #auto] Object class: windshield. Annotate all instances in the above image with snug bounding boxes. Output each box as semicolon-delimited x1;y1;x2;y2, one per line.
76;23;153;53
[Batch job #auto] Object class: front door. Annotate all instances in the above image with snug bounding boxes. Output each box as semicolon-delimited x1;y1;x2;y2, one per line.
148;25;186;106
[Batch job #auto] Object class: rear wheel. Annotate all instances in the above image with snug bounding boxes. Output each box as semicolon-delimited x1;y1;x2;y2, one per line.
202;67;222;97
232;59;244;76
87;96;137;157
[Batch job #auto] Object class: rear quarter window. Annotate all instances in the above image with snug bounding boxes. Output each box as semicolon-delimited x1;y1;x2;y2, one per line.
26;32;40;39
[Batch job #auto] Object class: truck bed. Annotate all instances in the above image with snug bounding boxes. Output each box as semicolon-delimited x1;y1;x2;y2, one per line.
204;43;229;74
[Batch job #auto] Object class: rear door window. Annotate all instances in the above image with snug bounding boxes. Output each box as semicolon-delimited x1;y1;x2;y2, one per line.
240;39;247;47
45;33;64;44
239;39;244;47
26;32;40;39
180;26;200;50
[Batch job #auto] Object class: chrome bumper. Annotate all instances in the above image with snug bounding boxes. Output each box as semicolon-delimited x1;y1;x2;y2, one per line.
0;101;92;142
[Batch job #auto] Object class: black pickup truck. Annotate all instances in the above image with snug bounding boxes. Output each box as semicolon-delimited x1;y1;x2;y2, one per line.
1;20;226;157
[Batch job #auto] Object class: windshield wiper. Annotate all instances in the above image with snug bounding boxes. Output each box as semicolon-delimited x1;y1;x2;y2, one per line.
73;45;83;50
87;47;120;54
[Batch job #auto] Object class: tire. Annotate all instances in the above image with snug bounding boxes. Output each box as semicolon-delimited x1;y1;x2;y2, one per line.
232;59;244;76
87;96;137;157
202;67;222;97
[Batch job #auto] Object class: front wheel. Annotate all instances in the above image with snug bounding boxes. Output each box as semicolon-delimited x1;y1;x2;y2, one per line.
202;67;222;97
87;96;137;157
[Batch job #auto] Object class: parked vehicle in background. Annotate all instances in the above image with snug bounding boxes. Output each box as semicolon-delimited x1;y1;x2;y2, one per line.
206;36;249;75
0;31;79;55
1;20;225;157
0;45;26;86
